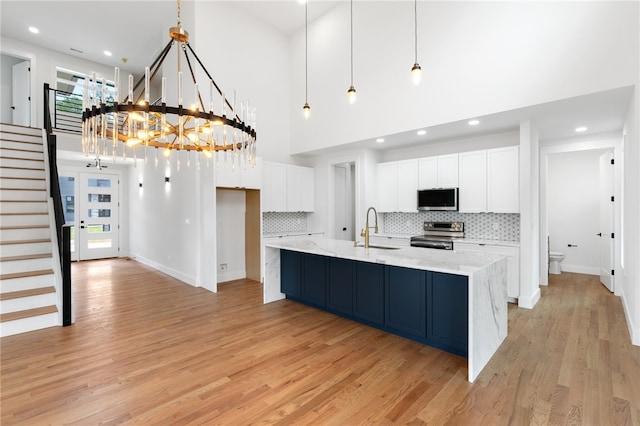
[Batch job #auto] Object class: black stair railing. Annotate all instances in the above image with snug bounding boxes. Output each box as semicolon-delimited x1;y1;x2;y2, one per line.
44;83;72;326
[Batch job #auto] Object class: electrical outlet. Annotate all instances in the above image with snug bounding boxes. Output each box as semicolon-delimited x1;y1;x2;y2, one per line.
220;263;227;271
167;255;171;264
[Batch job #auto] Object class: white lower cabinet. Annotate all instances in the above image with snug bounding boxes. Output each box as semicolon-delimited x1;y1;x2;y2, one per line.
454;242;520;301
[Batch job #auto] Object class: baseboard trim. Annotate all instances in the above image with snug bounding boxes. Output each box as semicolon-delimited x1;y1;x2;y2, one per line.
620;286;640;346
129;255;196;287
561;265;599;275
518;287;541;309
217;270;246;283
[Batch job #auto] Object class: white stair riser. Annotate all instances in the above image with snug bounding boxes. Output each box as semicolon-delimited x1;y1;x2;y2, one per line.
0;201;48;214
0;140;43;152
0;214;49;227
0;312;58;337
0;241;52;258
0;178;46;190
0;158;45;169
0;272;54;293
1;292;58;314
1;257;53;274
0;167;45;180
0;227;51;241
0;149;43;161
0;189;47;201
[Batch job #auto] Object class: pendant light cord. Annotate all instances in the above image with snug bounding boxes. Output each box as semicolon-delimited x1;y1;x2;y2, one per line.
414;0;418;63
305;1;308;102
350;0;354;86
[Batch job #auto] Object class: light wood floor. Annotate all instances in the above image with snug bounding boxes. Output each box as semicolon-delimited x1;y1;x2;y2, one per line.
1;259;639;425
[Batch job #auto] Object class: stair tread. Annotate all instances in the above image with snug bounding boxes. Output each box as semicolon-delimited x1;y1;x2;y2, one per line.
0;238;51;246
0;156;44;162
0;253;52;262
0;177;46;181
0;147;43;154
0;212;48;216
0;187;46;191
0;269;54;280
0;224;49;230
0;200;47;202
0;286;56;301
0;305;57;323
0;165;45;171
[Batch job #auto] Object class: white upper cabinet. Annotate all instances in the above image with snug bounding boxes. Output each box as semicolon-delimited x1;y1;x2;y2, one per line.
418;157;438;189
216;156;262;189
459;146;519;213
397;159;419;212
262;162;314;212
377;160;418;213
262;161;287;212
458;150;487;213
437;154;459;188
377;161;398;212
487;146;519;213
418;154;458;189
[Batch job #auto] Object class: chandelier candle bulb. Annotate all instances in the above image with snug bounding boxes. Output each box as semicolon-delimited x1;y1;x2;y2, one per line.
114;67;120;103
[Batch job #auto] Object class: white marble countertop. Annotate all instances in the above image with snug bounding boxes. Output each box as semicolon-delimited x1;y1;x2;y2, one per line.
263;231;324;238
373;233;520;248
264;238;506;276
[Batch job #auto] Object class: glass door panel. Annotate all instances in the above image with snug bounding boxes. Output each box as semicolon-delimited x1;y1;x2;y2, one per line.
79;173;119;260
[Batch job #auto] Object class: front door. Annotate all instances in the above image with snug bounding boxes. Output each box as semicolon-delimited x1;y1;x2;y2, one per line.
598;150;614;292
59;170;120;260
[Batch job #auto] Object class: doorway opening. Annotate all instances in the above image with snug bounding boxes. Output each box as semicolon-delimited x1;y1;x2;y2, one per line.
541;141;620;294
1;52;31;126
332;162;356;241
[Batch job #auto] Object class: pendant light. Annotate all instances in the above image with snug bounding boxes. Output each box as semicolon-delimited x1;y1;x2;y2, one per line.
411;0;422;85
347;0;357;104
302;0;311;119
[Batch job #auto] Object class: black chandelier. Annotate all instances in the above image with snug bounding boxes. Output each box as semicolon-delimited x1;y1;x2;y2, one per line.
82;0;256;167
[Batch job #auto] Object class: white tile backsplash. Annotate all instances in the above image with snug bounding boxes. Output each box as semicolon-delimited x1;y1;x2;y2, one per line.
382;212;520;241
263;212;307;234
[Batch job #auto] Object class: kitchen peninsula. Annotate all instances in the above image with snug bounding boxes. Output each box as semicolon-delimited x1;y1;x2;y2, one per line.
264;238;508;382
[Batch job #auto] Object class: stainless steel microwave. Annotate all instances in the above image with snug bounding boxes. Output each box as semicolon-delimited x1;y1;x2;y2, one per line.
417;188;458;211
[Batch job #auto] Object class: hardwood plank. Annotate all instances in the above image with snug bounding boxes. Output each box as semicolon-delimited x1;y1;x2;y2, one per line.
1;263;639;425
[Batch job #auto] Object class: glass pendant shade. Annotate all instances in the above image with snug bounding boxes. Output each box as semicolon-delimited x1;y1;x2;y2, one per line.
411;63;422;85
303;102;310;119
347;85;357;104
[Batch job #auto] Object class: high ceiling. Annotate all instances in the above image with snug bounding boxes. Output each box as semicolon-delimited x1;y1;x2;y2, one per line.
0;1;633;150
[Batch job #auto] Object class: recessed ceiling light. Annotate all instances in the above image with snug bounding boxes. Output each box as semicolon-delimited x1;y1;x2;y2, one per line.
575;126;588;132
104;50;112;57
298;0;307;3
376;138;385;143
28;27;39;34
417;130;427;136
468;119;480;126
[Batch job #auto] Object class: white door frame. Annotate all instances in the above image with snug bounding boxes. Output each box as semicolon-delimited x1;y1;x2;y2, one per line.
539;135;622;287
12;60;31;126
599;149;615;292
1;49;37;128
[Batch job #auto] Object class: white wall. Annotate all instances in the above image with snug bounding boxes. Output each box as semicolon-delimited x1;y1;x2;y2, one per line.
216;189;246;283
547;149;607;275
289;1;639;155
622;88;640;345
194;2;292;164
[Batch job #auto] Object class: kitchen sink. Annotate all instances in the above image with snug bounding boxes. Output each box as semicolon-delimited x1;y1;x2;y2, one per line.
355;243;400;250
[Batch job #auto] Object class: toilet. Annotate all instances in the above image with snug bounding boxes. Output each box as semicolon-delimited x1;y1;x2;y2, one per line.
549;251;565;274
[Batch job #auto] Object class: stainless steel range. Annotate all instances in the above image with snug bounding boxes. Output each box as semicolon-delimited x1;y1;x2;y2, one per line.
410;221;464;250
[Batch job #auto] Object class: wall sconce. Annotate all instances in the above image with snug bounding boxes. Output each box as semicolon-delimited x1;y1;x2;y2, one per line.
165;176;170;183
139;182;143;188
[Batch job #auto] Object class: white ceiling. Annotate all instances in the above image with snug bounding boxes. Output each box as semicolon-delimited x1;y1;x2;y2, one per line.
0;1;632;151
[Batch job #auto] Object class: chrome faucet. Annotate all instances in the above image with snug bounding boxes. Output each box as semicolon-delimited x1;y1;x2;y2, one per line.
360;207;379;248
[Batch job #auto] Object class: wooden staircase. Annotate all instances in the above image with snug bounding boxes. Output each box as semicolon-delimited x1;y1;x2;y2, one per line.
0;123;59;337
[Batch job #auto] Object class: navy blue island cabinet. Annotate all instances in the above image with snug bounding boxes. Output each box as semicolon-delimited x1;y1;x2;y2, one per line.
279;249;468;357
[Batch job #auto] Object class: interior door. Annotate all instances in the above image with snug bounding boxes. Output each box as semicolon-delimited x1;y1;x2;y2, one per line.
598;150;614;292
12;60;30;126
58;174;79;261
78;172;120;260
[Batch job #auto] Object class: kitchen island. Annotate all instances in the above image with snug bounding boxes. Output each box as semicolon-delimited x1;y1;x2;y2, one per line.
263;238;508;382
